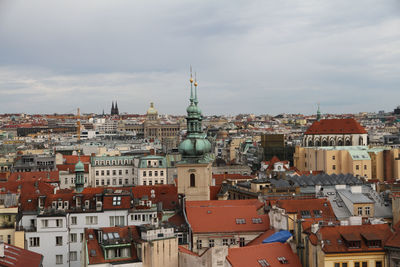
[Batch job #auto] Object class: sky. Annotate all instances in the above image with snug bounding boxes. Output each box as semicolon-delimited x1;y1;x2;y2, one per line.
0;0;399;116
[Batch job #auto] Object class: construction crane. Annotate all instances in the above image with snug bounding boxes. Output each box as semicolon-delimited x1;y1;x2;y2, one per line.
77;108;81;141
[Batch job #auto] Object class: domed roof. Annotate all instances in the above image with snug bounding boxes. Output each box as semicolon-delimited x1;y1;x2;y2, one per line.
147;102;158;115
75;160;84;172
178;138;211;157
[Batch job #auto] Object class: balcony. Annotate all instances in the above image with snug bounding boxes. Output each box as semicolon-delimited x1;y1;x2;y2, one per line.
16;225;37;232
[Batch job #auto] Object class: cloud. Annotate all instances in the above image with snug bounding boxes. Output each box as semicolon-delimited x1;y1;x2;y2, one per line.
0;0;399;115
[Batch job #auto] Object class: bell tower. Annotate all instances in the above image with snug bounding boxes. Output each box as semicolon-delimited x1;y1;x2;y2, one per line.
177;70;213;201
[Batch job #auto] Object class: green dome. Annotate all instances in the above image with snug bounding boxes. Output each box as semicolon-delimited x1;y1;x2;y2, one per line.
178;138;211;157
75;160;84;172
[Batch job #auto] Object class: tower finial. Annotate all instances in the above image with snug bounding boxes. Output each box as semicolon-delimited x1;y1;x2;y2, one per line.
194;72;198;105
190;66;194;103
317;103;321;121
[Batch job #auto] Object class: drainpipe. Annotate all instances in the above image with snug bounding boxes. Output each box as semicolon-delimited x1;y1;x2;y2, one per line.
182;196;192;250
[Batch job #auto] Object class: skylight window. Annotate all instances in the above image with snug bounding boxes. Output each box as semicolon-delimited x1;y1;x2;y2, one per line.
235;218;246;224
258;259;270;267
103;233;108;240
90;249;96;257
300;210;311;218
107;233;114;239
252;218;262;224
88;234;94;240
277;257;288;264
313;210;322;218
113;232;120;239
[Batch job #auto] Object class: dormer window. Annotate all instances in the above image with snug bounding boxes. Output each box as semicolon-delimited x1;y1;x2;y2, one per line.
348;241;361;249
52;201;57;209
85;200;90;209
113;196;121;206
76;197;81;208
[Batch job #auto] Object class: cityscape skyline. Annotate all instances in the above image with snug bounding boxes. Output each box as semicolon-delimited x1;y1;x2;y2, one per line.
0;1;399;114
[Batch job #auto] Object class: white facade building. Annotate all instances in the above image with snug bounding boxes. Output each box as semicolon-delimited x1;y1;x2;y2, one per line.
136;155;167;186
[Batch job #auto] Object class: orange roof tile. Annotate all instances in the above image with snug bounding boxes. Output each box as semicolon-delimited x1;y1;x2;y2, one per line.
305;118;367;135
319;224;392;253
186;200;269;233
227;242;301;267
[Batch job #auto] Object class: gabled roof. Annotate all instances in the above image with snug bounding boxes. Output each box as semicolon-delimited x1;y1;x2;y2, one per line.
227;242;301;267
385;221;400;249
305;118;367;135
271;198;336;221
0;243;43;267
319;224;392;253
186;199;269;233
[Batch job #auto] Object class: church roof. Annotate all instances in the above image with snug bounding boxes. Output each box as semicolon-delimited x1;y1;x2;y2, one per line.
305;118;367;135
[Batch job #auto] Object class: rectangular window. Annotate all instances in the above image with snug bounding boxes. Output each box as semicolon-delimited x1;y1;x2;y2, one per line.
107;170;110;175
143;171;146;177
334;264;340;267
70;251;77;261
70;233;77;243
101;170;104;176
155;171;158;176
96;171;99;176
160;171;164;176
342;263;348;267
119;179;122;185
365;206;370;215
85;216;98;225
56;236;63;246
355;263;360;267
209;239;214;247
125;179;129;184
125;170;129;174
149;171;152;177
7;235;11;244
113;196;121;206
230;238;236;245
71;216;77;225
332;156;335;160
356;165;359;170
113;170;116;175
80;233;84;242
239;237;245;247
223;239;228;246
358;207;363;216
375;261;382;267
29;237;40;247
332;165;336;170
42;219;48;228
110;216;125;227
119;170;122;175
364;165;367;170
362;262;368;267
197;240;202;249
56;255;63;265
107;179;110;185
96;180;99;186
56;219;62;227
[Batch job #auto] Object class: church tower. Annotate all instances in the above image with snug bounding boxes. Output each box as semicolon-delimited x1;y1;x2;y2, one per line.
177;72;213;201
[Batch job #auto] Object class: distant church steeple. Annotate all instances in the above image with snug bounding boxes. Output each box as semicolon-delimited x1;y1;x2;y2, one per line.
111;101;119;116
317;103;321;121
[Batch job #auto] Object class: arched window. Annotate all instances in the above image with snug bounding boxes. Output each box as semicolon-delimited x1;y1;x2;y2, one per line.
190;173;196;187
345;139;351;146
329;140;335;146
322;140;328;146
308;140;313;147
337;140;343;146
359;137;363;145
315;140;320;146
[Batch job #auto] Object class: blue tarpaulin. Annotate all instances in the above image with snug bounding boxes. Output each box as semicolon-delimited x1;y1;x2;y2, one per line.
262;230;292;244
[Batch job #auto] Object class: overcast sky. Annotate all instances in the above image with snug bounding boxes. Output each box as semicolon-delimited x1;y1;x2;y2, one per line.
0;0;399;115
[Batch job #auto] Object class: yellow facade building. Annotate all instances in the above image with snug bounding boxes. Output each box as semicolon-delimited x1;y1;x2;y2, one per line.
294;146;400;181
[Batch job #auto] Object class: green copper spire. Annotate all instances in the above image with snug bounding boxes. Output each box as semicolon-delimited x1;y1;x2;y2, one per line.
179;71;212;163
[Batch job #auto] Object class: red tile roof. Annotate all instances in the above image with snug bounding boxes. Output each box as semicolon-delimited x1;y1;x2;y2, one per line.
63;155;91;164
305;118;367;135
270;198;336;221
178;245;199;257
245;229;276;246
227;242;301;267
85;226;140;265
385;221;400;248
186;200;269;233
0;243;43;267
319;224;392;253
7;171;59;183
210;185;221;200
